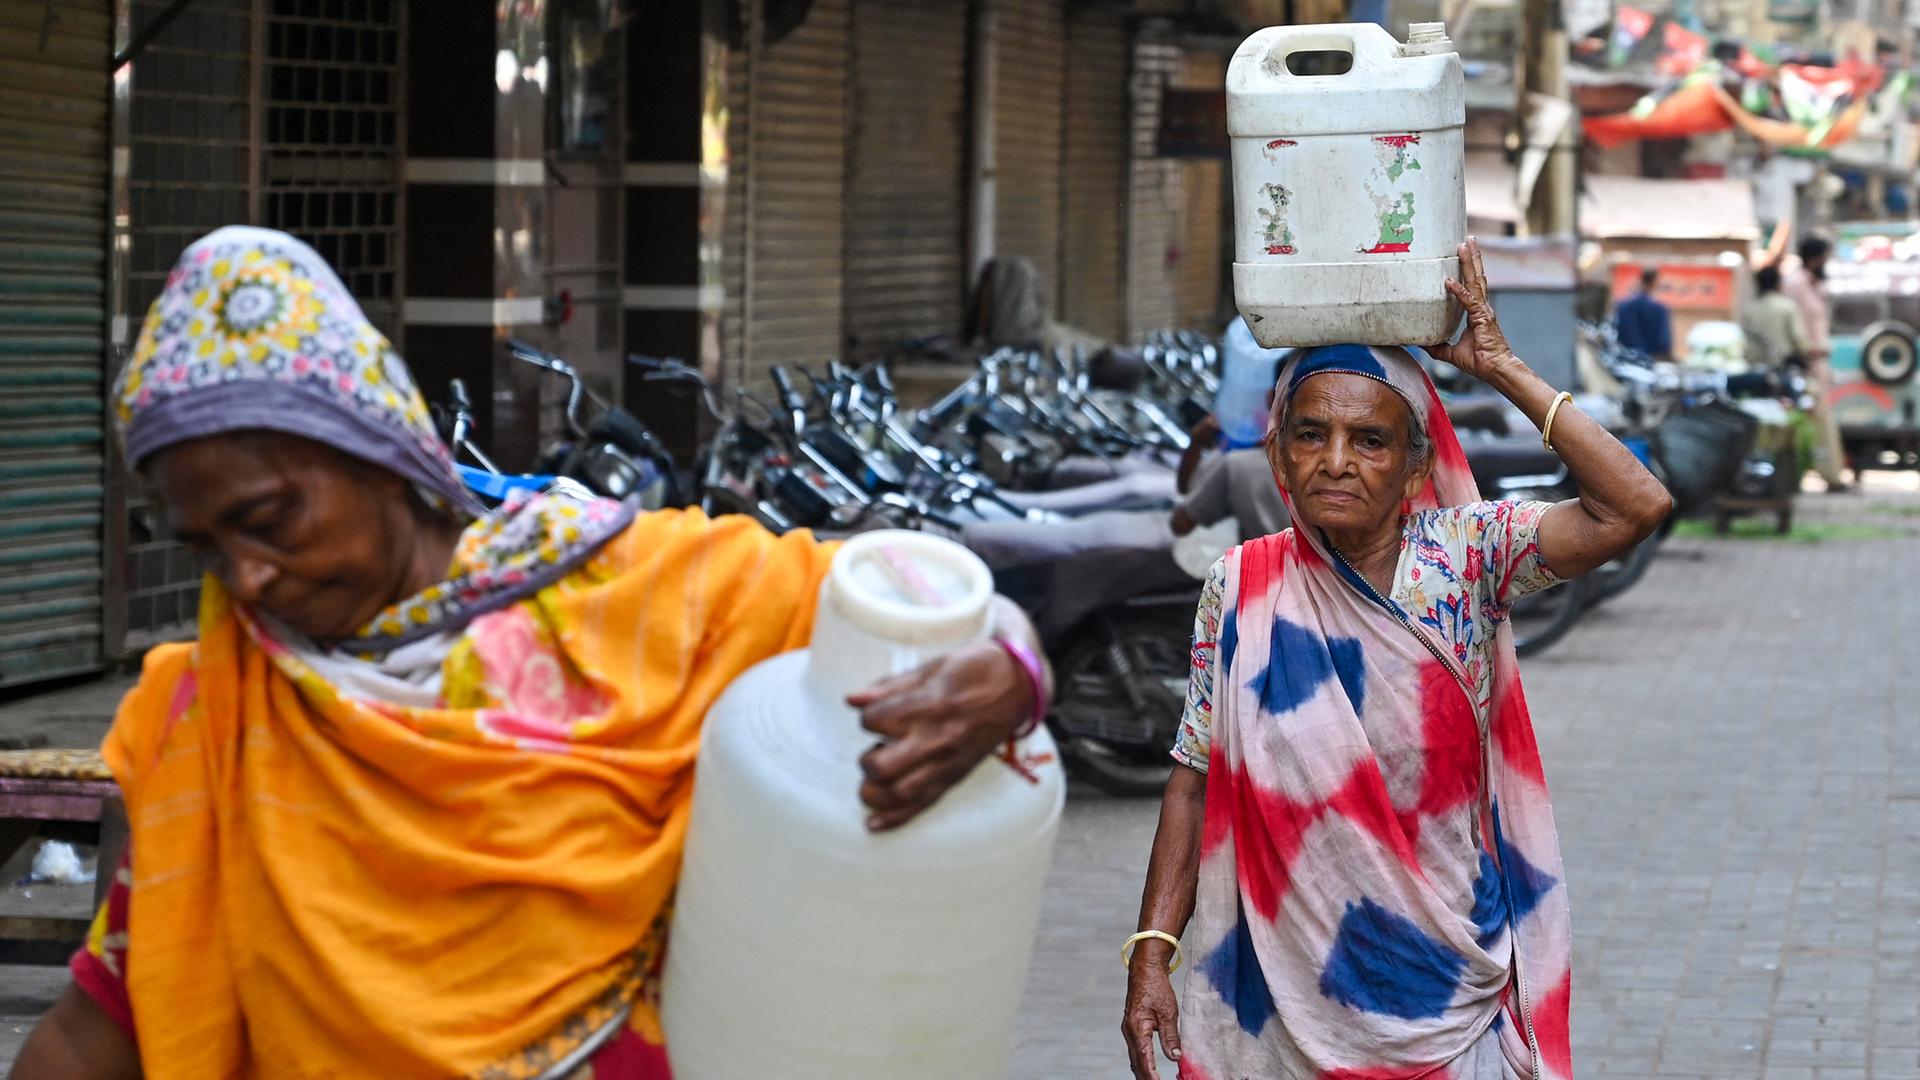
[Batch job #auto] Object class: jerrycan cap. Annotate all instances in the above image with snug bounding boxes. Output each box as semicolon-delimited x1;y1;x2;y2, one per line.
1400;22;1453;57
823;530;994;648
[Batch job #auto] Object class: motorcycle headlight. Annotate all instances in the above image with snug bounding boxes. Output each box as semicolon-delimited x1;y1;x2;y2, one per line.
578;446;644;499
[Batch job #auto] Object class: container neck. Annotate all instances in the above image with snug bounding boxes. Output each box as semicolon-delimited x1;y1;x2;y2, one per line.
803;588;988;706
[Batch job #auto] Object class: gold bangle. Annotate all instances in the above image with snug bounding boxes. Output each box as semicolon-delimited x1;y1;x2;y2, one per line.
1541;391;1575;452
1121;930;1185;973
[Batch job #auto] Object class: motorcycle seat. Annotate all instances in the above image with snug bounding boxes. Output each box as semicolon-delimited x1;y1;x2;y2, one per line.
1447;395;1513;436
1462;438;1563;492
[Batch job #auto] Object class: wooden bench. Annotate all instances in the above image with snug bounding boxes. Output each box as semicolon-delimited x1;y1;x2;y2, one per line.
0;749;124;963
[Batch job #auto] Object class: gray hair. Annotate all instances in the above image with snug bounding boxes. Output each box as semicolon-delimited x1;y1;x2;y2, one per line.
1406;417;1433;468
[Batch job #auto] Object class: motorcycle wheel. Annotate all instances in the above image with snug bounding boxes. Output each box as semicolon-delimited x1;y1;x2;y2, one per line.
1510;573;1590;657
1583;531;1661;609
1050;614;1189;798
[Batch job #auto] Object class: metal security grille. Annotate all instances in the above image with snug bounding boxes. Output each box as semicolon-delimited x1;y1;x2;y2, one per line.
118;0;403;649
121;0;253;646
124;0;253;334
0;0;113;686
261;0;401;333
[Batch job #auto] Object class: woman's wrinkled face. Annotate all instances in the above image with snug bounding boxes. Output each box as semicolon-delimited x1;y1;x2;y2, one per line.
1267;373;1432;536
148;432;433;643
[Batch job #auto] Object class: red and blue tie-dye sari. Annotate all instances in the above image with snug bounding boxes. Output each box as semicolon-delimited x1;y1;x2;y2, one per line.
1177;346;1574;1080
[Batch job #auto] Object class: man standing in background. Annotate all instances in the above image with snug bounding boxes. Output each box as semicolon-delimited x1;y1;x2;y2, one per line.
1614;267;1674;360
1743;265;1811;369
1782;236;1851;493
1170;440;1292;544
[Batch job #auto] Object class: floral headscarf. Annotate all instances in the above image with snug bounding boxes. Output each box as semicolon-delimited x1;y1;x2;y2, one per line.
113;225;480;516
112;227;642;653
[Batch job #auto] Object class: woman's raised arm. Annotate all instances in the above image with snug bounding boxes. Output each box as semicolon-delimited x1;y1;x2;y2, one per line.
1428;239;1674;577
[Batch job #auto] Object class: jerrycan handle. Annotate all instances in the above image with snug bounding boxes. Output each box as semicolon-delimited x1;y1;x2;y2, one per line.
1256;23;1395;80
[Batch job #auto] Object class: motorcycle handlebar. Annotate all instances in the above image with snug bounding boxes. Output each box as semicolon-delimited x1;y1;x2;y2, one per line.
588;408;666;461
770;365;801;408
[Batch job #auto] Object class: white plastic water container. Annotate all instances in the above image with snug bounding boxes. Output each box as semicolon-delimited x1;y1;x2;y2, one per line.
661;530;1065;1079
1216;315;1291;448
1228;22;1467;348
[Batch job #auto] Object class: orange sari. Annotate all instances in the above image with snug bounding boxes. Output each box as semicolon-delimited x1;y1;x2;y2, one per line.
101;509;835;1078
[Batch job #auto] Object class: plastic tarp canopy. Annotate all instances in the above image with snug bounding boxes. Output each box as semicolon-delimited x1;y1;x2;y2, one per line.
1476;235;1579;291
1581;174;1761;241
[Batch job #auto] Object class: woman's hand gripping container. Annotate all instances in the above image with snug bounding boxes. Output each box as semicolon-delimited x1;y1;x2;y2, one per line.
661;530;1064;1080
1229;22;1466;347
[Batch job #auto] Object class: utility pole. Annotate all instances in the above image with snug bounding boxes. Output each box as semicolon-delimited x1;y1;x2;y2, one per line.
1516;0;1577;236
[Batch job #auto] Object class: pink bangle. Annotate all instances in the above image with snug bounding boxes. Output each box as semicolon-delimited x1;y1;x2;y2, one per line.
994;636;1049;738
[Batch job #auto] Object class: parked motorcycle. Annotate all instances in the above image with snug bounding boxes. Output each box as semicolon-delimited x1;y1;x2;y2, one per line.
606;352;1203;796
505;340;679;508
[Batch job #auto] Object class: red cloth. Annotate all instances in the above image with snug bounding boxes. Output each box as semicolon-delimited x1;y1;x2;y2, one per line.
69;851;134;1040
1584;80;1733;148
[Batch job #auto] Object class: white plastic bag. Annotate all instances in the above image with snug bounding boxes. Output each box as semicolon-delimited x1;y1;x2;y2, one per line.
29;840;95;886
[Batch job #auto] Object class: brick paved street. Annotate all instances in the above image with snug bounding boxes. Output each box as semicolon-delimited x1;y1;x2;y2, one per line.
0;485;1914;1076
1014;479;1920;1079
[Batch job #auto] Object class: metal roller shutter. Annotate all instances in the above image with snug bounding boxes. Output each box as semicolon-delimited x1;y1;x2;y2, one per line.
846;0;968;359
1176;51;1228;330
721;34;749;387
742;0;848;390
991;0;1063;303
1059;7;1128;343
0;0;112;685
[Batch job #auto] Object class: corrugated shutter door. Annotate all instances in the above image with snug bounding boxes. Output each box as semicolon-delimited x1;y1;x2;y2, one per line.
0;0;111;686
846;0;968;359
1059;8;1128;342
992;0;1063;302
721;35;749;386
1179;157;1225;328
743;0;848;391
1176;52;1228;329
1128;39;1181;336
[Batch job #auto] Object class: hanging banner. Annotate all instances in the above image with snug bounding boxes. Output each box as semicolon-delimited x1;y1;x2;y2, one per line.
1658;23;1710;76
1715;82;1872;150
1609;6;1655;66
1584;71;1875;151
1584;78;1732;147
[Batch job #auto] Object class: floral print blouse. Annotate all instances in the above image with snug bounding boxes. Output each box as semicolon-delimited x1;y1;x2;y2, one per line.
1173;500;1562;772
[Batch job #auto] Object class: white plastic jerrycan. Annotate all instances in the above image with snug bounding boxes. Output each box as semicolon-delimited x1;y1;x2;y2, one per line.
661;529;1065;1080
1228;22;1466;348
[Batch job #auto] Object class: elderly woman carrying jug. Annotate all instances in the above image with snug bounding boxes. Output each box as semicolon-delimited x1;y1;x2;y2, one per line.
13;226;1050;1080
1122;240;1671;1080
